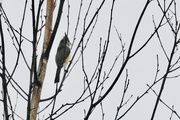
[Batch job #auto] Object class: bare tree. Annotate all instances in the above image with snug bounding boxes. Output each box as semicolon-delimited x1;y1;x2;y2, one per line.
0;0;180;120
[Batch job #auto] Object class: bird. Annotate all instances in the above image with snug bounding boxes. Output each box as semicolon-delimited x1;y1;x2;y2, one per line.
54;34;71;83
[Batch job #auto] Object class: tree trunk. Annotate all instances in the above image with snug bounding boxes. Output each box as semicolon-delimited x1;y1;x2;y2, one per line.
30;0;54;120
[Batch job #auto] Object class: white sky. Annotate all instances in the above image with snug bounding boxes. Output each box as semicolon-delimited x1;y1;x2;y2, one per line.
1;0;180;120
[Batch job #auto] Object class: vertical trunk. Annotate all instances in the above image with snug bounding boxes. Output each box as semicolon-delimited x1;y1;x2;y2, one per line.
29;0;54;120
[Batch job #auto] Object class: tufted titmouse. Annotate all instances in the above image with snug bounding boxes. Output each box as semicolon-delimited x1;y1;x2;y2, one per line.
54;34;71;83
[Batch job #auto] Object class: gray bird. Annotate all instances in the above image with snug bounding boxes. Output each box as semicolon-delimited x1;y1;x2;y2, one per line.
54;34;71;83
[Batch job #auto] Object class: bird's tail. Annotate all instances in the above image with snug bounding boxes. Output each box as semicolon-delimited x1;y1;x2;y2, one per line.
54;67;61;83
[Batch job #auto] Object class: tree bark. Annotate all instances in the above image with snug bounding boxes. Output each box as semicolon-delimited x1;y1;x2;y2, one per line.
30;0;54;120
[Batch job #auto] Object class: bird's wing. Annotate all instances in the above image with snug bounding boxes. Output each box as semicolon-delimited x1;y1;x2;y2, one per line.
55;46;70;68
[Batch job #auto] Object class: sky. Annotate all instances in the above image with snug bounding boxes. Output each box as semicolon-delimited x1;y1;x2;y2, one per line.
0;0;180;120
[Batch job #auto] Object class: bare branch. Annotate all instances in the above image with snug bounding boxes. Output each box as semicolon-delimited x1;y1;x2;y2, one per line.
0;12;9;120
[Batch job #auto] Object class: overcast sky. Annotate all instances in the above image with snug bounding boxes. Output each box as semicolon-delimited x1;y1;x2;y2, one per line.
1;0;180;120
